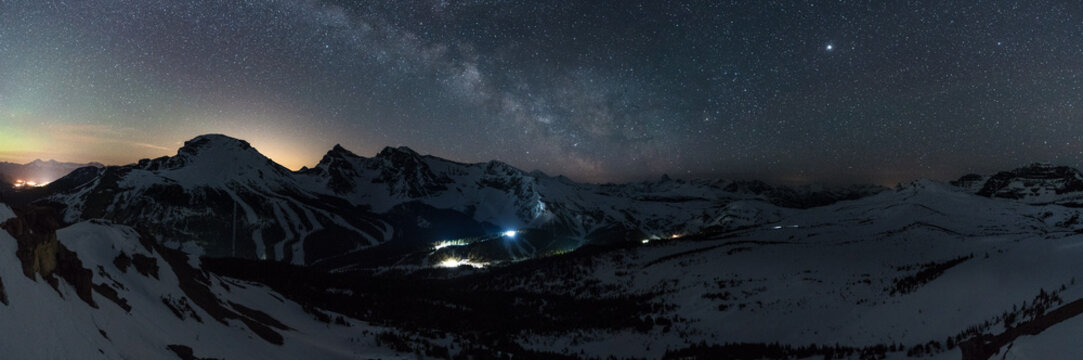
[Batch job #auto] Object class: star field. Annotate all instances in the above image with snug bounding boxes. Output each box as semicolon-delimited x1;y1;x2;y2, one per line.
1;1;1081;185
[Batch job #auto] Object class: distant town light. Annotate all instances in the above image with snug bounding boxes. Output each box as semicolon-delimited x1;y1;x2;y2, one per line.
438;258;465;268
12;179;46;188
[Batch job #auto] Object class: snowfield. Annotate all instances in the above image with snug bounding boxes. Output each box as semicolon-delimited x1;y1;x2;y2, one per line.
477;181;1083;358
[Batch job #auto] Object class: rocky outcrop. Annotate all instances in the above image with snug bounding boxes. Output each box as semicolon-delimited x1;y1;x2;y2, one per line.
0;206;130;311
954;163;1083;204
1;206;62;279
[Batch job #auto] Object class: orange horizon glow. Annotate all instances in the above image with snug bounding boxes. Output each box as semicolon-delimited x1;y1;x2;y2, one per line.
0;132;346;172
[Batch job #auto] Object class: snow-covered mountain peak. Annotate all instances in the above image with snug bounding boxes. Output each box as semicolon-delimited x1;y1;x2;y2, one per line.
300;144;367;194
152;134;294;188
178;134;253;155
312;144;364;171
27;159;59;167
483;160;525;177
328;144;357;157
375;145;421;160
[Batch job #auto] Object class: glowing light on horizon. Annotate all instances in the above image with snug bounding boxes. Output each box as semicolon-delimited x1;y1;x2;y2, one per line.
12;179;47;188
502;230;517;238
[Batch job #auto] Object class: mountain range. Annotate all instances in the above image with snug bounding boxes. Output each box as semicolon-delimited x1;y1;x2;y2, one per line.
37;134;885;267
1;134;1082;359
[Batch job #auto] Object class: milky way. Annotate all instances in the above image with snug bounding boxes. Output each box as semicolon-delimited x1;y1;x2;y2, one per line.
1;1;1081;184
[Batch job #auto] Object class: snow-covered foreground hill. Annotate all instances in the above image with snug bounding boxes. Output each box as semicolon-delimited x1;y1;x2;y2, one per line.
201;181;1083;359
0;203;411;359
460;181;1083;359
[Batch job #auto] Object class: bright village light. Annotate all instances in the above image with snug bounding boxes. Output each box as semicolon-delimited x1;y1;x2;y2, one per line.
12;178;47;188
436;257;489;269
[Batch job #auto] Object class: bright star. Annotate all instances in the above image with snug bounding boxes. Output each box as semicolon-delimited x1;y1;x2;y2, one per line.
825;44;834;51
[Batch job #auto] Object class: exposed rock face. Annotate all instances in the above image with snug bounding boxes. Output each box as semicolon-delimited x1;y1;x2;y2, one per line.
1;205;62;278
950;173;988;193
954;163;1083;205
0;206;130;311
369;146;451;198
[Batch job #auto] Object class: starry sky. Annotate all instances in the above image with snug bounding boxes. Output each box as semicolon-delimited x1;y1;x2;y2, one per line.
1;1;1081;185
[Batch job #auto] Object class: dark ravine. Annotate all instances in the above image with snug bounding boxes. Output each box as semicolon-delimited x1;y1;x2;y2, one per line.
960;297;1083;360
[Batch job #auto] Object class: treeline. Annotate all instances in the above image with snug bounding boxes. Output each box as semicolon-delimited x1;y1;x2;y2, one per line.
203;256;656;357
888;254;973;295
663;341;897;360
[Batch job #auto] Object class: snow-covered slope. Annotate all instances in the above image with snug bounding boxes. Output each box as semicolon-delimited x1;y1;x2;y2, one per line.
0;206;409;359
46;135;390;265
462;180;1083;359
0;204;13;223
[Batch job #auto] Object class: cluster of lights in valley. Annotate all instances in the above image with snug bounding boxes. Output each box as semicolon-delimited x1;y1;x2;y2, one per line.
11;179;47;188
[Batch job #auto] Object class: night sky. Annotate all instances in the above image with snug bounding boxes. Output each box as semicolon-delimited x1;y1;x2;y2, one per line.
1;1;1081;185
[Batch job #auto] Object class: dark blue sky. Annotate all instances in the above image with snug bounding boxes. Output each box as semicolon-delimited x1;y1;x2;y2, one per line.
1;1;1081;185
